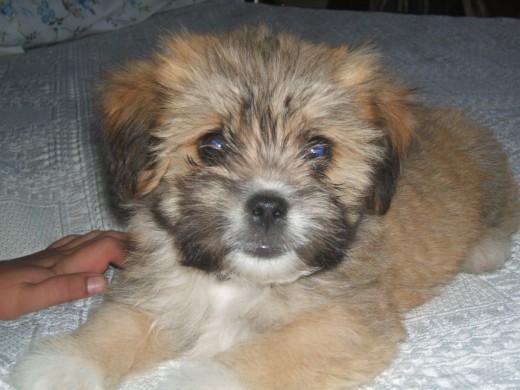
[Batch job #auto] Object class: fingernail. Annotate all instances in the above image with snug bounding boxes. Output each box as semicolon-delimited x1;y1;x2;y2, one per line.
87;275;107;295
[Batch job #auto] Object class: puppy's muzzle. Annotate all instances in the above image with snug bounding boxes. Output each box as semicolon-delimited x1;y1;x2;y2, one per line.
244;192;289;258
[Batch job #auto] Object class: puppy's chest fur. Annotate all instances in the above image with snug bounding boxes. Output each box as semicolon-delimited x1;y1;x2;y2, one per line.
149;273;291;358
189;282;264;356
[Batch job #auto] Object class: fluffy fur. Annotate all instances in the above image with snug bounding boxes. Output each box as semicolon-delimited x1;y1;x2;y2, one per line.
12;26;520;389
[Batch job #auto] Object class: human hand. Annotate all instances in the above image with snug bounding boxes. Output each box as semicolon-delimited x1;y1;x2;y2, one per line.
0;230;127;320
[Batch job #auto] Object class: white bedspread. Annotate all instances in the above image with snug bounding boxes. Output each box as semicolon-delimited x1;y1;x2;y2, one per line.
1;1;519;388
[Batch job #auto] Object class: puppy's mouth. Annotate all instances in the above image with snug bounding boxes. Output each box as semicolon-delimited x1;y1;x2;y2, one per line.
242;242;287;258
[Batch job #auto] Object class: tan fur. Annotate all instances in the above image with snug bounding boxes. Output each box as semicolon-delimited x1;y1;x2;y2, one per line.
13;27;520;390
71;304;172;383
382;108;519;309
218;299;405;389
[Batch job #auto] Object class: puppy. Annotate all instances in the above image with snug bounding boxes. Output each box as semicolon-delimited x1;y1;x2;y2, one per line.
13;26;519;389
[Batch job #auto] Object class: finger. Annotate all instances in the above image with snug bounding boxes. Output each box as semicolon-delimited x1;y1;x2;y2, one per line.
18;232;127;272
46;234;82;249
15;233;107;268
51;230;127;252
49;230;106;251
53;234;127;275
17;273;108;316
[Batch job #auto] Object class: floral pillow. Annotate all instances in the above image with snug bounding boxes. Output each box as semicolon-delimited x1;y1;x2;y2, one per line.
0;0;207;51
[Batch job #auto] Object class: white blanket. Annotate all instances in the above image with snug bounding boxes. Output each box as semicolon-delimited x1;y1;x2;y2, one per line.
1;1;519;388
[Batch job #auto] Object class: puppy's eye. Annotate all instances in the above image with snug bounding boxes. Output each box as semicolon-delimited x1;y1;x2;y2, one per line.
305;137;331;160
199;132;227;166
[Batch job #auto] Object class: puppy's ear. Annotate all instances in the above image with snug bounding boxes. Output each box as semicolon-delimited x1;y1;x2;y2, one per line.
340;46;417;214
100;61;168;203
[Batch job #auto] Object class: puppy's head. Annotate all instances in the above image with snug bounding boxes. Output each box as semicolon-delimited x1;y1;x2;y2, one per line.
100;27;416;284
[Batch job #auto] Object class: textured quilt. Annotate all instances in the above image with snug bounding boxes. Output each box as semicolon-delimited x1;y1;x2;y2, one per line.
1;0;519;388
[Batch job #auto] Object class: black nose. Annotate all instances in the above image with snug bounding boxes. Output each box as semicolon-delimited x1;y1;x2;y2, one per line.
246;193;288;232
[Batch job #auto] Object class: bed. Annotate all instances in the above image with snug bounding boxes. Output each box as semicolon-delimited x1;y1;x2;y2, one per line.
1;0;519;388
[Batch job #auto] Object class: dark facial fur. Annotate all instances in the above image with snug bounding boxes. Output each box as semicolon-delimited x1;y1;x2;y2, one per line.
149;171;354;280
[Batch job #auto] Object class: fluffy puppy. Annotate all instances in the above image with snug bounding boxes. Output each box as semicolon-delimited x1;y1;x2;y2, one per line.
13;26;520;389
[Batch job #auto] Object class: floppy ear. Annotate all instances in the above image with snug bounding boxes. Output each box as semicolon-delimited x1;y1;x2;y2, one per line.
340;46;417;214
100;60;168;203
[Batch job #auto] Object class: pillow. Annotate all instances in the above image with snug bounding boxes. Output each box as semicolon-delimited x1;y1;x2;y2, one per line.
0;0;208;50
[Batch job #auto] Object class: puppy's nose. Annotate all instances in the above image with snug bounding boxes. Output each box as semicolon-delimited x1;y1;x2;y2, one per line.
247;193;288;232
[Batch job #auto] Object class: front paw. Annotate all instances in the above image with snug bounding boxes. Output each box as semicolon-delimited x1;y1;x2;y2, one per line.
11;348;103;390
157;359;246;390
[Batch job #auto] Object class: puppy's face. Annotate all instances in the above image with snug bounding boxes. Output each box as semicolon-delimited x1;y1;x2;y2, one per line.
101;27;415;284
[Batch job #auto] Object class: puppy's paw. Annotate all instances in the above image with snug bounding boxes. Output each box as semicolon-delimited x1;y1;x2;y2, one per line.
158;359;246;390
11;349;103;390
463;234;511;274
